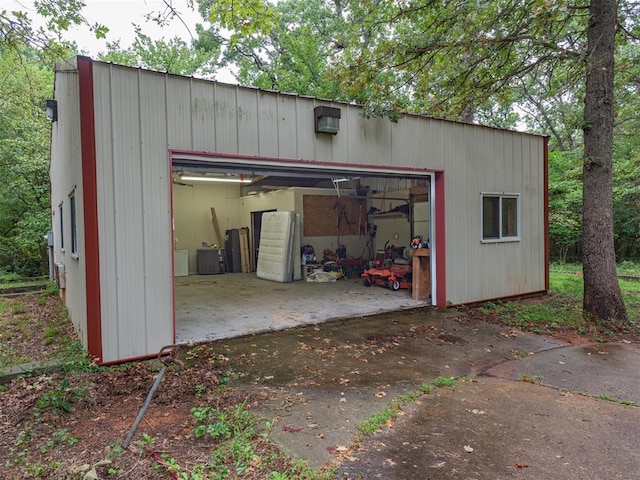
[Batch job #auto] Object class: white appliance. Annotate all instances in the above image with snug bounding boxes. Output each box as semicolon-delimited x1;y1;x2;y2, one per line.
174;249;189;277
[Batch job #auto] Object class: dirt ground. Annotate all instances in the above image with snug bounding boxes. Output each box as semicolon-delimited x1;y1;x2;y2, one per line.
1;294;640;479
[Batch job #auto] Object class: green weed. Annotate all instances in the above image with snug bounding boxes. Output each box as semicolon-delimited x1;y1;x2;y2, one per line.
419;384;433;394
433;376;456;387
11;303;27;315
35;378;87;415
359;408;399;437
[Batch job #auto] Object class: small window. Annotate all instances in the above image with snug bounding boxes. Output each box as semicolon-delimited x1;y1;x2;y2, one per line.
58;203;64;250
481;193;520;242
70;192;78;256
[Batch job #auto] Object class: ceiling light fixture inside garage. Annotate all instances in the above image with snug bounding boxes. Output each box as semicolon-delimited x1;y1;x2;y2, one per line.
181;175;252;184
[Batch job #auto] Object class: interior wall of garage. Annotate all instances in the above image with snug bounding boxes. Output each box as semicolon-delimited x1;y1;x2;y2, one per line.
172;178;431;272
172;182;242;273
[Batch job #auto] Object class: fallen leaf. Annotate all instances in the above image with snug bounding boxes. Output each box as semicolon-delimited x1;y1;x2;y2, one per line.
374;392;388;398
463;445;474;453
281;426;303;433
515;462;529;468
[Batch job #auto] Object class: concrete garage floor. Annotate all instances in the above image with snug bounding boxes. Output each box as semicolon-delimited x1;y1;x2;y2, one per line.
175;272;429;344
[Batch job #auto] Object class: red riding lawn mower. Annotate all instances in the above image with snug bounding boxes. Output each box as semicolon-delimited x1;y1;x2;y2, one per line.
361;241;412;291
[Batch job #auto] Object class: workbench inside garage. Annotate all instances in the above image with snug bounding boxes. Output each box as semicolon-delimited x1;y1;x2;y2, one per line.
410;248;431;300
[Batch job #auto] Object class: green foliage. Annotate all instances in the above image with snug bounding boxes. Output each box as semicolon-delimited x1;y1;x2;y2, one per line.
199;0;277;46
195;0;348;99
359;407;399;437
433;376;456;388
331;0;590;123
0;0;107;54
548;150;583;262
475;269;639;338
99;26;220;76
192;402;256;442
35;378;78;415
0;44;54;276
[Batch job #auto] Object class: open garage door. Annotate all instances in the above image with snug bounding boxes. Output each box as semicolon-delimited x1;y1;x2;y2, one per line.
170;151;436;344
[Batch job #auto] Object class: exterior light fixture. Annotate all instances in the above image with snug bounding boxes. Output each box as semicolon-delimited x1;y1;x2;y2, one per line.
314;106;341;134
46;99;58;122
181;175;252;184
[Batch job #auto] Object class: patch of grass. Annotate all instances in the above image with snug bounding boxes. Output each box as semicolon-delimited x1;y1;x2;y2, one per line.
11;302;27;315
433;376;456;387
617;261;640;277
357;377;461;442
419;383;433;394
184;401;325;479
619;277;640;321
358;407;400;438
471;271;610;336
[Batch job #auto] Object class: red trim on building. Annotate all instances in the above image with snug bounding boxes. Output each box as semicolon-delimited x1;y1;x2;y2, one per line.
543;137;550;292
77;56;103;363
433;171;447;307
169;153;177;344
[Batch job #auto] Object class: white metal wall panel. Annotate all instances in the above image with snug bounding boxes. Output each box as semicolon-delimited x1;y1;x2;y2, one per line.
213;83;239;153
109;66;148;360
439;128;546;304
236;87;260;155
93;63;118;360
294;96;316;160
167;75;192;148
93;63;174;362
276;95;299;159
50;64;88;345
138;70;174;358
256;91;279;157
190;80;216;152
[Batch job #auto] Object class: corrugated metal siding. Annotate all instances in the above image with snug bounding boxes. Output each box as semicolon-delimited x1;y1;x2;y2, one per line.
437;129;546;304
50;65;88;346
93;64;174;362
85;60;545;360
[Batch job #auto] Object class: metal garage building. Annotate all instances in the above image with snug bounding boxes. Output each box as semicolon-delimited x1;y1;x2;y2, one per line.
49;56;548;364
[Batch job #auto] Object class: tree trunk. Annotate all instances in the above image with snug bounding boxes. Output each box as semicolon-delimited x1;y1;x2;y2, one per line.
582;0;628;324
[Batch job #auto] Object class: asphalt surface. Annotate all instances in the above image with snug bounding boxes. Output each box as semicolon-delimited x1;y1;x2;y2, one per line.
213;306;640;480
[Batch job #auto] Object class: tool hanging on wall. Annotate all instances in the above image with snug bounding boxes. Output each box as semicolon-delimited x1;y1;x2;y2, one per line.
210;207;229;271
334;202;353;244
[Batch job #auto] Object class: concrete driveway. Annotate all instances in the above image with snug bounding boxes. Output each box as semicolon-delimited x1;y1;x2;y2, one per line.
213;307;640;480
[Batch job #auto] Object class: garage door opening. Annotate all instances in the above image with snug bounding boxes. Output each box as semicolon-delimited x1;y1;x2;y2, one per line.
170;152;436;344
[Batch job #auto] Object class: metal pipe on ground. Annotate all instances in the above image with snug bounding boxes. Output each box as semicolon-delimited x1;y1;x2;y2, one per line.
123;345;183;449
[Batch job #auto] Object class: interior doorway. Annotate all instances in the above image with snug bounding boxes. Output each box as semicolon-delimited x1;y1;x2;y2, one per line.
251;209;277;267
